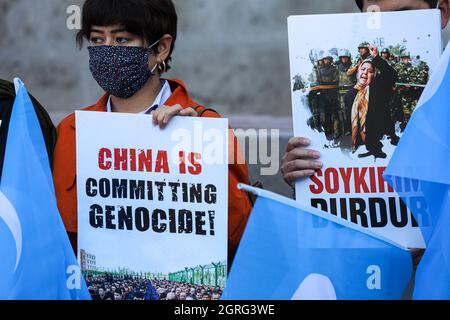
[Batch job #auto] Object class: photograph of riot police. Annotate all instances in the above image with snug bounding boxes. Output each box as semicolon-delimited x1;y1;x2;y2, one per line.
294;41;429;159
393;51;430;132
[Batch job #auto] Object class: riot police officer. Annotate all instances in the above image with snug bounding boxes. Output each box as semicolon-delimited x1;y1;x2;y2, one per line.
313;52;341;139
396;51;420;130
307;52;323;131
347;41;371;78
336;49;355;136
381;48;397;68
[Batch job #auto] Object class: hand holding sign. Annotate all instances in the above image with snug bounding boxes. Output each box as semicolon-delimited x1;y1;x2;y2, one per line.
76;111;229;299
369;44;379;58
152;104;198;129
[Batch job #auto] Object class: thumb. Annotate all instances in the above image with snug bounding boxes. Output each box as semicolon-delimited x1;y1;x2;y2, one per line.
179;108;198;117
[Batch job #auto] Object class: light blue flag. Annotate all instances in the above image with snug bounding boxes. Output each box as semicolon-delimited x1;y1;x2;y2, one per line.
0;79;90;300
385;42;450;300
223;185;412;300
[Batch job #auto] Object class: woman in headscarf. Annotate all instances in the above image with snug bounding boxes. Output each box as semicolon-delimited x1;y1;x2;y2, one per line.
53;0;253;267
344;45;398;159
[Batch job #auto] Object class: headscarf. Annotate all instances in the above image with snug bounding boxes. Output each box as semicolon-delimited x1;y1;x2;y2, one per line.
351;59;375;150
351;85;369;150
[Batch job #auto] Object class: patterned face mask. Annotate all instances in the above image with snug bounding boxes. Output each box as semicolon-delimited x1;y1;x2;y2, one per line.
88;40;160;99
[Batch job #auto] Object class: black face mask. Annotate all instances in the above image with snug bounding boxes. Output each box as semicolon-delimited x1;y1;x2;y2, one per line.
88;40;160;99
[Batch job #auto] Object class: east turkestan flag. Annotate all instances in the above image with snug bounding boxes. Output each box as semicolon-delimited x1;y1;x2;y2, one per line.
223;185;412;300
385;41;450;300
0;79;90;300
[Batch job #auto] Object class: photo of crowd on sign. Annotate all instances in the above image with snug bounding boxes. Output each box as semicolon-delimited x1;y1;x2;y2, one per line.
85;275;223;301
81;250;226;301
292;41;429;159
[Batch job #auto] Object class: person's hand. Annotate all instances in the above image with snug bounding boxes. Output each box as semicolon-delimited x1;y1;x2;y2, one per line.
152;104;198;129
369;44;379;58
281;137;323;187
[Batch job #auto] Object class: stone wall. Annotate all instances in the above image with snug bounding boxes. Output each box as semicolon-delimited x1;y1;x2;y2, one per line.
0;0;358;116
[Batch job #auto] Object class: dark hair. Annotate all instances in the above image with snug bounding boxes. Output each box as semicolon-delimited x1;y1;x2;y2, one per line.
76;0;177;71
355;0;438;10
135;292;145;299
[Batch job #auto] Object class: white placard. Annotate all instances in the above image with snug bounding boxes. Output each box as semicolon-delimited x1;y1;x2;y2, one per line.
288;10;443;248
76;111;228;298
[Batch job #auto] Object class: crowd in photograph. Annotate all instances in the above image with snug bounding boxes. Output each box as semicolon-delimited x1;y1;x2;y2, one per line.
85;274;223;300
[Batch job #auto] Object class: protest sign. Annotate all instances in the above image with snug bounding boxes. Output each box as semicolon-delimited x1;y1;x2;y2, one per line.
288;10;442;248
76;111;228;300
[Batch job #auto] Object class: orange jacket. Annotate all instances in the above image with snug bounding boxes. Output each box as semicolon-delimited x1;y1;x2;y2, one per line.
53;79;253;262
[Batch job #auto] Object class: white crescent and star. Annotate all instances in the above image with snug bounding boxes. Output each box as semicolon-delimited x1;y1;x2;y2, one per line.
0;190;23;272
0;79;26;273
291;274;337;300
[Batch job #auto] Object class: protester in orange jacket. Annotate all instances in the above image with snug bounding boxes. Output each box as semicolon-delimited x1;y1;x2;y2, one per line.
53;0;253;265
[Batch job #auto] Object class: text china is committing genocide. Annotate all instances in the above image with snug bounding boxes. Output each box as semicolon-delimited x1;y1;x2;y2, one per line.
83;147;218;237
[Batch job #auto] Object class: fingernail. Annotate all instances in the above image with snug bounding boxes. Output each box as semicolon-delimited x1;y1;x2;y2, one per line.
315;161;323;168
302;138;311;145
312;151;321;158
